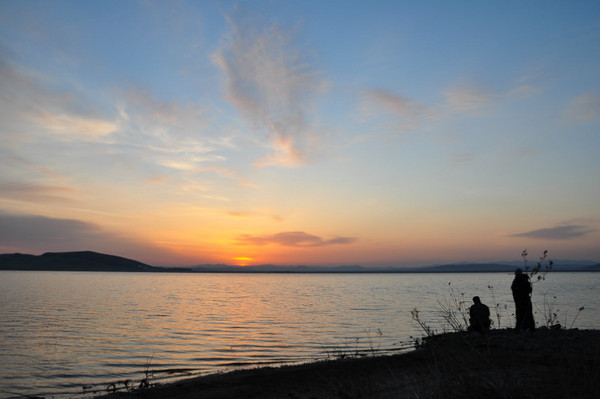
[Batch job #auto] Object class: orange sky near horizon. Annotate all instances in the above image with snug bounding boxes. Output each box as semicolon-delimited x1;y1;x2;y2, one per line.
1;1;599;267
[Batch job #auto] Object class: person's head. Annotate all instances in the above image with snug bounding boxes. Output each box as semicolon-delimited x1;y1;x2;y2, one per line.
472;296;481;304
515;268;523;275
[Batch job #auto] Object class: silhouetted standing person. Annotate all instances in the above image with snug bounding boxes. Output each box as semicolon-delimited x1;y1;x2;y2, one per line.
511;268;535;331
468;296;491;334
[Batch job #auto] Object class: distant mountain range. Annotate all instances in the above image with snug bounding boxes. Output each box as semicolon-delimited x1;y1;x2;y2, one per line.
1;251;599;273
191;262;600;273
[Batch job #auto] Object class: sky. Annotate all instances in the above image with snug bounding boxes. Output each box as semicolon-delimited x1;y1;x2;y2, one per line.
0;0;599;267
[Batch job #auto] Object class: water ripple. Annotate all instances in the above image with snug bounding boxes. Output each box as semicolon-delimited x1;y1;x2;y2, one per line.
1;271;598;399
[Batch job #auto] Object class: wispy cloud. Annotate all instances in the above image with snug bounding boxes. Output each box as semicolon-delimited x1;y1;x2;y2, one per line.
563;93;600;124
33;111;118;139
359;79;539;136
118;88;209;138
363;89;425;117
115;88;217;161
443;84;495;112
506;84;539;98
0;181;77;203
444;79;538;113
0;52;251;205
0;56;117;143
236;231;356;247
510;224;595;240
212;14;328;166
1;54;224;171
360;89;429;133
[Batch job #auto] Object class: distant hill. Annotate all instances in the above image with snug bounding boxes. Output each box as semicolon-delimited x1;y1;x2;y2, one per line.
406;262;600;273
192;262;599;273
0;251;181;272
412;263;515;273
1;251;598;273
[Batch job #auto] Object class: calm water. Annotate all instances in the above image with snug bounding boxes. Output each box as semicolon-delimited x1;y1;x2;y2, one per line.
1;271;598;398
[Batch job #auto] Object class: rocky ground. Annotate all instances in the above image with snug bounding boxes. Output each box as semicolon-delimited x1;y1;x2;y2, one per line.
103;327;600;399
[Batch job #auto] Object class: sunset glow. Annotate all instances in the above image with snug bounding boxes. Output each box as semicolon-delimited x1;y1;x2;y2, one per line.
233;257;254;266
0;1;598;267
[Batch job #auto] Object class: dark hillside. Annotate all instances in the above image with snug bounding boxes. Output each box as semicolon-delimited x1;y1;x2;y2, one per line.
0;251;155;271
585;263;600;271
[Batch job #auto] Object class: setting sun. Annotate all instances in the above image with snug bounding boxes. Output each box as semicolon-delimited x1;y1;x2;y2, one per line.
233;257;254;266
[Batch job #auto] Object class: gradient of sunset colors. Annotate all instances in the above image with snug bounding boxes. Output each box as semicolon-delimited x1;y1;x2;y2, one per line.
1;1;599;267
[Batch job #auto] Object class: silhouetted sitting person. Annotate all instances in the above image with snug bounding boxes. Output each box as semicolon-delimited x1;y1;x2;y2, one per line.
468;296;491;334
511;268;535;331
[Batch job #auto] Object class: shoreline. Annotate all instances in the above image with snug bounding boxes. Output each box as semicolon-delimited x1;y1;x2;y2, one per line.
102;327;600;399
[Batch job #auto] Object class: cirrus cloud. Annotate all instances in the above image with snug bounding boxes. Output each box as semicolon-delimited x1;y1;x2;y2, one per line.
359;79;539;136
510;224;594;240
0;181;77;203
360;88;430;133
443;84;495;112
563;93;600;124
0;56;117;143
212;14;328;166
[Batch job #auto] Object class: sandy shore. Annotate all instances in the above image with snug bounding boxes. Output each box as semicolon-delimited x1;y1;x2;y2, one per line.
103;328;600;399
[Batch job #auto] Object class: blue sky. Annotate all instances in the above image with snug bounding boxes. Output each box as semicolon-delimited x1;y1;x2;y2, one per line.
1;0;598;266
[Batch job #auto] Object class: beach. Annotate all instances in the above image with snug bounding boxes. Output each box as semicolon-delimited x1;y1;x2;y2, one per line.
103;327;600;399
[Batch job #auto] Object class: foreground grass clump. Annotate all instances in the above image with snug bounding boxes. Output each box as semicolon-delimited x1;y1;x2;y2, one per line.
412;328;600;399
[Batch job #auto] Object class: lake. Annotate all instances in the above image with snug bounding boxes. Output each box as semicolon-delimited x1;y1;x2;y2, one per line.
1;271;598;398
